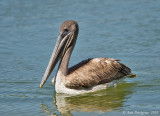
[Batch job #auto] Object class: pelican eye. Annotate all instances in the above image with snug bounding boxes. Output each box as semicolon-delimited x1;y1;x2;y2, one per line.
62;28;70;38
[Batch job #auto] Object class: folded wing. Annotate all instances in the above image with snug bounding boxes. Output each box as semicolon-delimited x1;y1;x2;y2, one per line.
65;58;131;89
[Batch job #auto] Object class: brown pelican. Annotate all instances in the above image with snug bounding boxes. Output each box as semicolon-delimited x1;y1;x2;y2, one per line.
40;20;135;94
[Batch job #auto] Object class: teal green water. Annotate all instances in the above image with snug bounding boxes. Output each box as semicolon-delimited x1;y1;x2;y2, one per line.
0;0;160;116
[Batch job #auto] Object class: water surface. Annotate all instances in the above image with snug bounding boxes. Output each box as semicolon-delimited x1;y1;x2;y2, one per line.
0;0;160;116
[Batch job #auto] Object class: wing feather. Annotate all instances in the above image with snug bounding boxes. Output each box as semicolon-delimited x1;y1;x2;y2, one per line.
65;58;131;89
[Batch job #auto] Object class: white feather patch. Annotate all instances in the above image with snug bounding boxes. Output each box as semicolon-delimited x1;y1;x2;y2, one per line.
93;58;100;62
105;60;111;64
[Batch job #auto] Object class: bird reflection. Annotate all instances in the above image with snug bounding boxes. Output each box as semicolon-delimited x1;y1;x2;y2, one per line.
41;82;136;116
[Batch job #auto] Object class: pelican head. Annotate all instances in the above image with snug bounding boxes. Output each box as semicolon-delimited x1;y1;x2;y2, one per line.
40;20;79;88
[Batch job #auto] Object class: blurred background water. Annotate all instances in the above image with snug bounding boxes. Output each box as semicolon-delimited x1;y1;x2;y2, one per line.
0;0;160;116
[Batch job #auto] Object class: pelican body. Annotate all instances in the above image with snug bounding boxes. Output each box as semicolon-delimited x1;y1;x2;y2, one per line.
40;20;134;95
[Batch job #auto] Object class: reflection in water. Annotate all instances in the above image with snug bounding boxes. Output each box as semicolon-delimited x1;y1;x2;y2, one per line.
41;82;136;116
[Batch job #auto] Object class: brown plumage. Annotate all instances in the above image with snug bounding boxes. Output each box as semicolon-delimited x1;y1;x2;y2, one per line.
65;58;131;89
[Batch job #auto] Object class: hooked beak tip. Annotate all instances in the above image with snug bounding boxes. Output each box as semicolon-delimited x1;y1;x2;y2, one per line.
40;84;43;88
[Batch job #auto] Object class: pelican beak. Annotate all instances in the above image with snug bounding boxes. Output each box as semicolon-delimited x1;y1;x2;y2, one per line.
40;32;72;88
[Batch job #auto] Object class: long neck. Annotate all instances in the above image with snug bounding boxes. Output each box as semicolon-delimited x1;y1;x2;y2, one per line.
58;46;74;76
